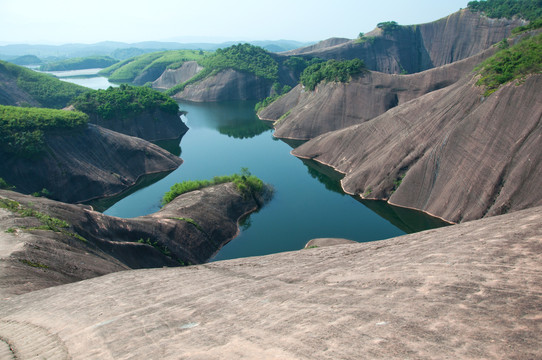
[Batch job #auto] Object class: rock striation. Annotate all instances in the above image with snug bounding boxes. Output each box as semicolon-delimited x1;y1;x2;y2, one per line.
0;182;265;297
152;61;204;90
292;74;542;223
0;205;540;359
0;124;182;203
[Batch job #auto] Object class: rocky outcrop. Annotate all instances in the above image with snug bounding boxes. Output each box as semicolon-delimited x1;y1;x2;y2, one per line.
0;182;265;296
259;48;495;140
293;74;542;223
282;37;351;55
1;205;540;359
0;124;182;203
87;109;188;141
285;10;524;74
173;68;273;102
152;61;203;90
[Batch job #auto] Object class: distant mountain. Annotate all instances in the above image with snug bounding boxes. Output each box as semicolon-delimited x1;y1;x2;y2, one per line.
0;40;315;62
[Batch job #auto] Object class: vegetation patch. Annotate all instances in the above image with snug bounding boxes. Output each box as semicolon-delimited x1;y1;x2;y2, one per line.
99;50;208;84
475;33;542;96
72;84;179;120
170;217;204;232
162;168;264;205
377;21;402;35
255;83;292;113
0;178;15;190
300;59;367;91
468;0;542;21
39;56;118;71
0;60;90;108
0;105;88;157
137;238;171;257
19;259;49;269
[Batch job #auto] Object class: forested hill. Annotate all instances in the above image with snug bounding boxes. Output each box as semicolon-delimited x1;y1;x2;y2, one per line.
0;60;90;108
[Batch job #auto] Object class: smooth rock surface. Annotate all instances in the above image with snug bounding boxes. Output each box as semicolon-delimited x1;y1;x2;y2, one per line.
293;74;542;223
0;206;540;359
0;182;264;297
0;124;183;203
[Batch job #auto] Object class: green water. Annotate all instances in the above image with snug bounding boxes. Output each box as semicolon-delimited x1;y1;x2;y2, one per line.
102;100;448;261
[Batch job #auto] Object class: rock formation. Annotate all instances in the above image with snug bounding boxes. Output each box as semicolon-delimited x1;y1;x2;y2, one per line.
284;10;524;74
0;182;265;297
259;48;496;140
292;74;542;223
173;68;274;102
0;124;183;203
152;61;204;90
1;205;540;359
86;109;188;142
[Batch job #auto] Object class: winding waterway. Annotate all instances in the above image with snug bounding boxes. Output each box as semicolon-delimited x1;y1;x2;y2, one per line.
59;72;448;261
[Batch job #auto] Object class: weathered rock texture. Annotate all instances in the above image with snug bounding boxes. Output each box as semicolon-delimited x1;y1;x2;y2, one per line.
0;183;264;297
293;74;542;223
0;124;182;203
0;206;540;359
173;68;274;102
284;10;524;74
152;61;204;90
259;49;495;140
86;109;188;141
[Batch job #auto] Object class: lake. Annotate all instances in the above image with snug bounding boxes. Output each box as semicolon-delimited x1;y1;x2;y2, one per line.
62;73;448;261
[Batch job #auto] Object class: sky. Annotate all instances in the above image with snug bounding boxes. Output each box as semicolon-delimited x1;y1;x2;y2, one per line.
0;0;471;45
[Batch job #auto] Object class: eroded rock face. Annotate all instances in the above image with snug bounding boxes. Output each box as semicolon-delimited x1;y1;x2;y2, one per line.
293;74;542;223
0;124;183;203
1;206;540;359
87;109;188;142
0;182;264;296
259;49;495;140
152;61;204;90
173;68;273;102
285;10;524;74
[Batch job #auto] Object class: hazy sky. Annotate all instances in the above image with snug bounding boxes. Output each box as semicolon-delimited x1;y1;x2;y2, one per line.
0;0;470;45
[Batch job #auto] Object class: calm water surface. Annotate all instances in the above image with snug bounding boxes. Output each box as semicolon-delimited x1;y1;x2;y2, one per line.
63;74;447;261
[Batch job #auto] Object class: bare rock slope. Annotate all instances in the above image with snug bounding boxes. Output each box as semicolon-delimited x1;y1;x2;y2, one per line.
0;182;264;297
173;68;274;102
0;206;540;359
0;124;182;203
293;74;542;223
259;49;495;140
285;10;524;74
152;61;203;90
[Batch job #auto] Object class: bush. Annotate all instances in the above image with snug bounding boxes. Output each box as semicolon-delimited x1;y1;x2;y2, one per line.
300;59;367;91
377;21;401;34
162;168;264;205
72;84;179;120
475;32;542;95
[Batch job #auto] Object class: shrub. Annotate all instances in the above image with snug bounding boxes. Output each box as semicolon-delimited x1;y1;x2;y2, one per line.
162;168;264;205
475;32;542;95
468;0;542;21
300;59;367;91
